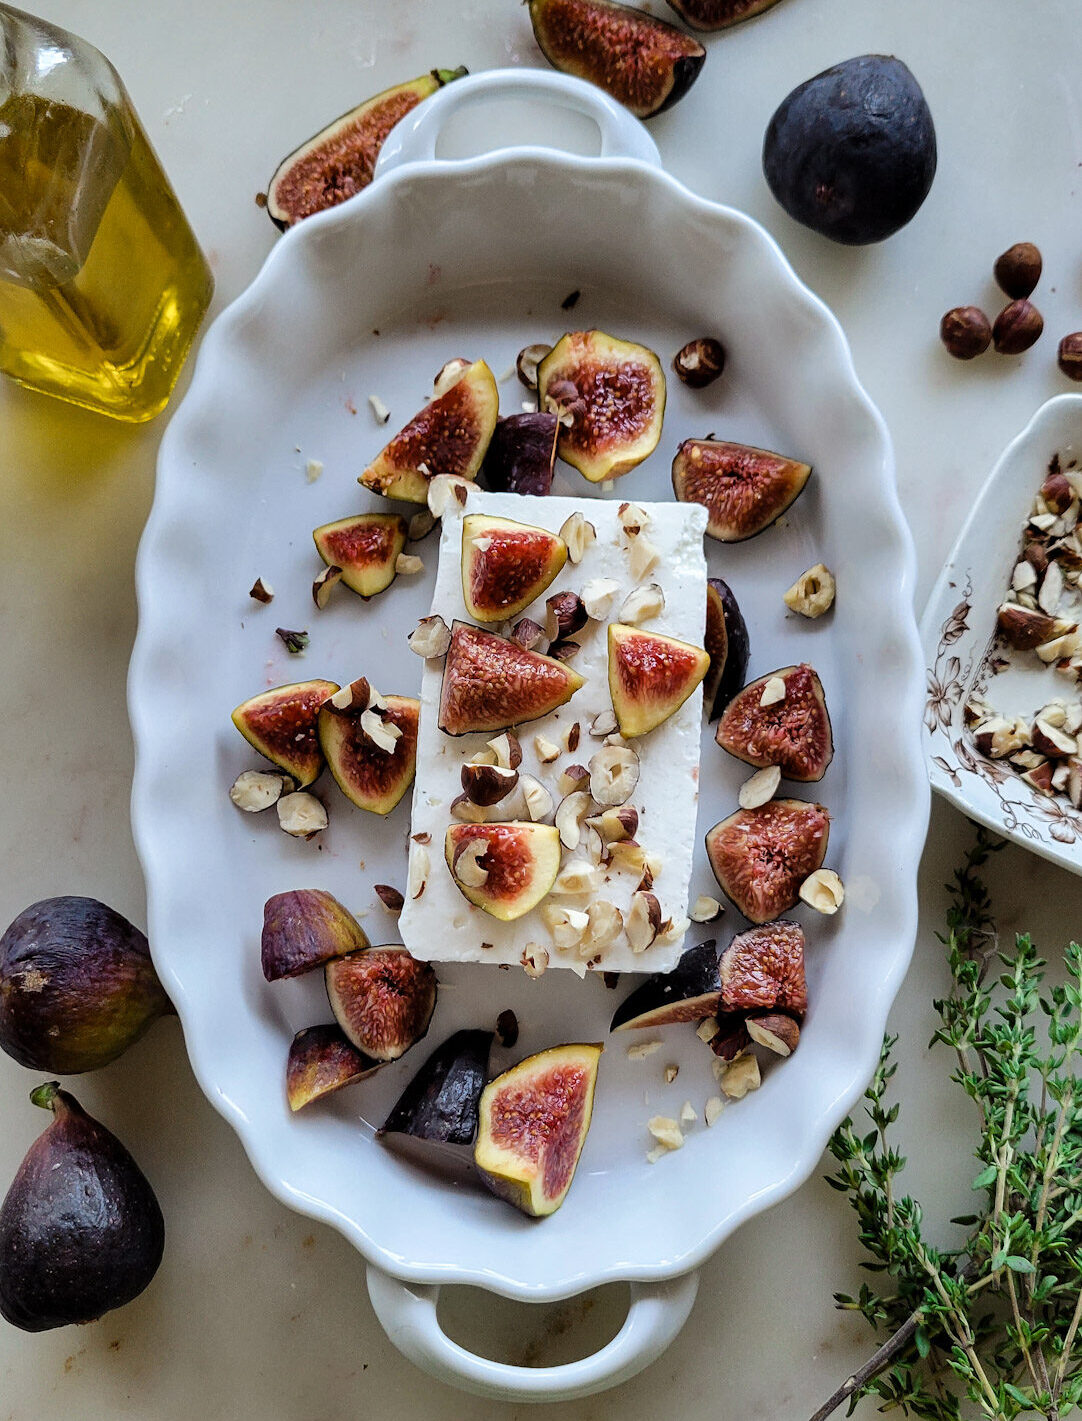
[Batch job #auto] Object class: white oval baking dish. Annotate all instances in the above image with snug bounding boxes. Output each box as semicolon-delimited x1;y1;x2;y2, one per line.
129;69;928;1403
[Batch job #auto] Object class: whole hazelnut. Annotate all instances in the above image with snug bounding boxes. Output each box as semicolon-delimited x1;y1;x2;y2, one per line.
994;242;1042;299
673;337;726;388
993;299;1043;355
1058;333;1082;382
939;306;991;360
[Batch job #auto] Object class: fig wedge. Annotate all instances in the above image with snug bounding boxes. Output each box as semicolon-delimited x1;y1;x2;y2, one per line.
286;1024;382;1111
439;622;583;736
261;888;369;981
528;0;705;119
538;331;666;483
445;822;562;921
312;513;408;599
461;514;567;623
608;623;710;738
665;0;781;28
704;577;750;719
719;921;807;1016
325;948;437;1062
266;69;467;229
706;799;829;924
610;940;722;1031
359;359;499;504
482;413;559;496
318;693;419;814
474;1042;602;1217
715;663;834;781
232;679;339;788
672;439;811;542
380;1029;493;1172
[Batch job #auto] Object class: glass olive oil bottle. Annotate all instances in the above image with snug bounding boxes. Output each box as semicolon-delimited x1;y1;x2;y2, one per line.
0;7;213;420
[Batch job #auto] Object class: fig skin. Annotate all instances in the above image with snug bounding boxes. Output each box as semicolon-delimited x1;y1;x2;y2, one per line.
706;799;830;924
719;921;807;1015
439;622;583;736
261;889;370;982
232;679;340;788
610;940;721;1031
318;694;419;815
312;513;408;599
267;69;467;229
608;623;710;738
704;578;750;720
672;439;811;542
445;822;563;922
482;413;559;496
461;514;568;624
474;1043;602;1218
380;1028;494;1163
715;663;834;781
665;0;781;30
325;948;437;1062
528;0;705;119
287;1024;382;1111
0;1084;164;1332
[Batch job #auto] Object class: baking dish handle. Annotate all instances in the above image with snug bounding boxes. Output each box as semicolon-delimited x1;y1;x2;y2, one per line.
373;68;663;178
366;1264;698;1402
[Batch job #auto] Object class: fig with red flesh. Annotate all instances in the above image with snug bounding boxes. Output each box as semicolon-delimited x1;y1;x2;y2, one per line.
261;888;370;982
482;413;559;496
439;621;583;736
664;0;781;30
445;822;562;922
286;1024;382;1111
609;940;721;1031
313;513;408;599
719;920;807;1016
704;577;750;720
359;360;499;504
232;679;340;788
325;948;437;1062
706;799;829;924
538;331;666;483
318;694;419;815
474;1042;602;1218
266;69;467;230
461;514;568;623
608;623;710;738
528;0;705;119
672;439;811;542
715;663;833;781
380;1029;493;1171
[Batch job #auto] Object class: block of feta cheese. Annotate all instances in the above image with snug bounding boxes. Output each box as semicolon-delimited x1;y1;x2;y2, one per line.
399;488;708;973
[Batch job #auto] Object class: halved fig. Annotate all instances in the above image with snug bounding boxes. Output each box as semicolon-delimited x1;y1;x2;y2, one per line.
528;0;705;119
664;0;780;29
461;514;567;623
704;577;750;719
439;622;583;736
608;623;710;738
262;887;370;981
232;679;340;788
379;1029;493;1170
672;439;811;542
719;921;807;1015
325;948;437;1062
610;940;721;1031
474;1042;602;1217
482;413;559;496
266;69;467;229
706;799;829;924
445;822;561;921
318;694;419;814
538;331;666;483
312;514;408;599
715;664;833;781
359;360;499;504
286;1024;382;1111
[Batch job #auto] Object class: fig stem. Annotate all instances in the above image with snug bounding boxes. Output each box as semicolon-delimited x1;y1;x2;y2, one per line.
29;1081;61;1112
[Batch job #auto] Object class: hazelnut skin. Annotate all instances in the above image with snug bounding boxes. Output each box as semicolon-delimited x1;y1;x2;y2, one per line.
993;299;1043;355
994;242;1042;299
939;306;991;360
1058;333;1082;382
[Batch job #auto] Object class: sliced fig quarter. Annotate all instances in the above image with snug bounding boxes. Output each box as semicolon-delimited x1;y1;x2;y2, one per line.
380;1029;494;1169
481;413;559;497
715;663;833;781
719;921;807;1016
704;577;750;719
232;679;340;788
664;0;781;29
286;1024;382;1111
610;940;722;1031
705;799;829;924
312;513;408;599
528;0;705;119
474;1042;602;1217
318;694;419;815
461;514;567;623
439;622;583;736
359;360;499;504
608;623;710;738
261;888;370;981
445;822;562;921
673;439;811;542
538;331;666;483
325;948;437;1062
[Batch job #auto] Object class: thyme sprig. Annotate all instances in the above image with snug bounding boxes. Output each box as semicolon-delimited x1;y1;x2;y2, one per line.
812;827;1082;1420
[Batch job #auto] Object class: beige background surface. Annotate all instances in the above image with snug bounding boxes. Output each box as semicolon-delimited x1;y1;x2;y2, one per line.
2;1;1082;1415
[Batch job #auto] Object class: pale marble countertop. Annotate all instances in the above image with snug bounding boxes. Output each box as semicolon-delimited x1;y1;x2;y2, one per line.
2;2;1082;1416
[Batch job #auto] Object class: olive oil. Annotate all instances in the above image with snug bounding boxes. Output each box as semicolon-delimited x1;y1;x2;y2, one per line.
0;93;213;421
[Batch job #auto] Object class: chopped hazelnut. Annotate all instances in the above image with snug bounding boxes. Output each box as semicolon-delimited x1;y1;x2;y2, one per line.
629;534;660;582
627;1040;662;1061
689;894;722;923
312;564;342;609
619;583;665;624
453;837;490;888
249;577;274;604
276;792;327;837
738;764;781;810
759;676;786;707
582;577;621;620
374;884;405;913
704;1096;725;1126
783;563;836;618
229;769;286;812
589;745;640;806
534;734;561;764
559;512;596;565
409;845;430;899
720;1054;761;1100
395;553;424;576
408;614;451;658
521;943;549;979
799;867;845;914
647;1116;684;1151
